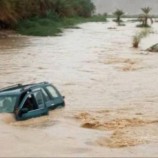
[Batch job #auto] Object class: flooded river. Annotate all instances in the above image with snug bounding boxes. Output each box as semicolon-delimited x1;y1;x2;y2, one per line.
0;20;158;157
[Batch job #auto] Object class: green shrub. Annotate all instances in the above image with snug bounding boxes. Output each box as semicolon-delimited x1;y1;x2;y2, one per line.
132;29;151;48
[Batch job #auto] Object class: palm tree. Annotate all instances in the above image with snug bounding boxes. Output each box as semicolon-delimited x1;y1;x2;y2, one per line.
113;9;124;23
139;7;153;27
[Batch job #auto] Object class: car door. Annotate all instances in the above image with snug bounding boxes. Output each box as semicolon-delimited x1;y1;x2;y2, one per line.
17;90;48;120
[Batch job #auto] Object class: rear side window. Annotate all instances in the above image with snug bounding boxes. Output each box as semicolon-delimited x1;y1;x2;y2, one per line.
0;96;17;113
46;86;59;98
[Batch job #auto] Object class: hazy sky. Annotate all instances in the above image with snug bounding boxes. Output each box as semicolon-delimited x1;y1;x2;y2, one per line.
92;0;158;15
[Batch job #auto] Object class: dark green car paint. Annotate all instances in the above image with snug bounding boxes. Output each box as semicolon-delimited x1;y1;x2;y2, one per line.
0;82;65;120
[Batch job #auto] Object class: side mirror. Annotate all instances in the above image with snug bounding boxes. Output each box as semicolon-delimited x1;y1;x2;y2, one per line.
21;108;29;114
63;96;65;99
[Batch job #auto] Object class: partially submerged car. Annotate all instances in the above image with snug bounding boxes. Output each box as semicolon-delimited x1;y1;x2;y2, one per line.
0;82;65;120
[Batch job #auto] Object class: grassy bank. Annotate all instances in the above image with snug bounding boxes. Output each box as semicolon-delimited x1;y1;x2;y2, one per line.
16;15;107;36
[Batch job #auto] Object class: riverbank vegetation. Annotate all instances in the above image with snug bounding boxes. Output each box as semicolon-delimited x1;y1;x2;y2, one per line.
113;9;125;25
132;29;151;48
137;7;153;27
16;15;107;36
0;0;107;36
0;0;156;37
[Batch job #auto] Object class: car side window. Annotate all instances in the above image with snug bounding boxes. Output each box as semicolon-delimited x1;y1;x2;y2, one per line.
22;94;36;111
41;89;50;101
46;86;59;98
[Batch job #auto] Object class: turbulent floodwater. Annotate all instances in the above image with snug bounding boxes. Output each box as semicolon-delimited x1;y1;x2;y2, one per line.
0;20;158;157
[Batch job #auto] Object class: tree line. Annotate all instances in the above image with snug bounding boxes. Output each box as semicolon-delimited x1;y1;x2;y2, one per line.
0;0;95;28
113;7;153;27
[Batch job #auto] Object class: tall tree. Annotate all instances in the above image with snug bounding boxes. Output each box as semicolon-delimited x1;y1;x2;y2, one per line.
139;7;153;27
0;0;17;28
113;9;124;24
0;0;95;28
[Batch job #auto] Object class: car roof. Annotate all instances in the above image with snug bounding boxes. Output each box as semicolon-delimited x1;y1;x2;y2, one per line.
0;82;51;96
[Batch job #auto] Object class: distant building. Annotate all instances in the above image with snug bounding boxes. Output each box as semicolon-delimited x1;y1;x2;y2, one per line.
92;0;158;15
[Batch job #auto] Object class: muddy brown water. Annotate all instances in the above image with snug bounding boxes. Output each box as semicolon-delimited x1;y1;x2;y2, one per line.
0;20;158;157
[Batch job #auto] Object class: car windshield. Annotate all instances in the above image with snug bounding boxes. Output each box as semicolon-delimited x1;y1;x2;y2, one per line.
0;95;18;113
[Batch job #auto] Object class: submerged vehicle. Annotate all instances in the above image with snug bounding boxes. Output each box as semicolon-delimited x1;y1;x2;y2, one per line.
0;82;65;120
